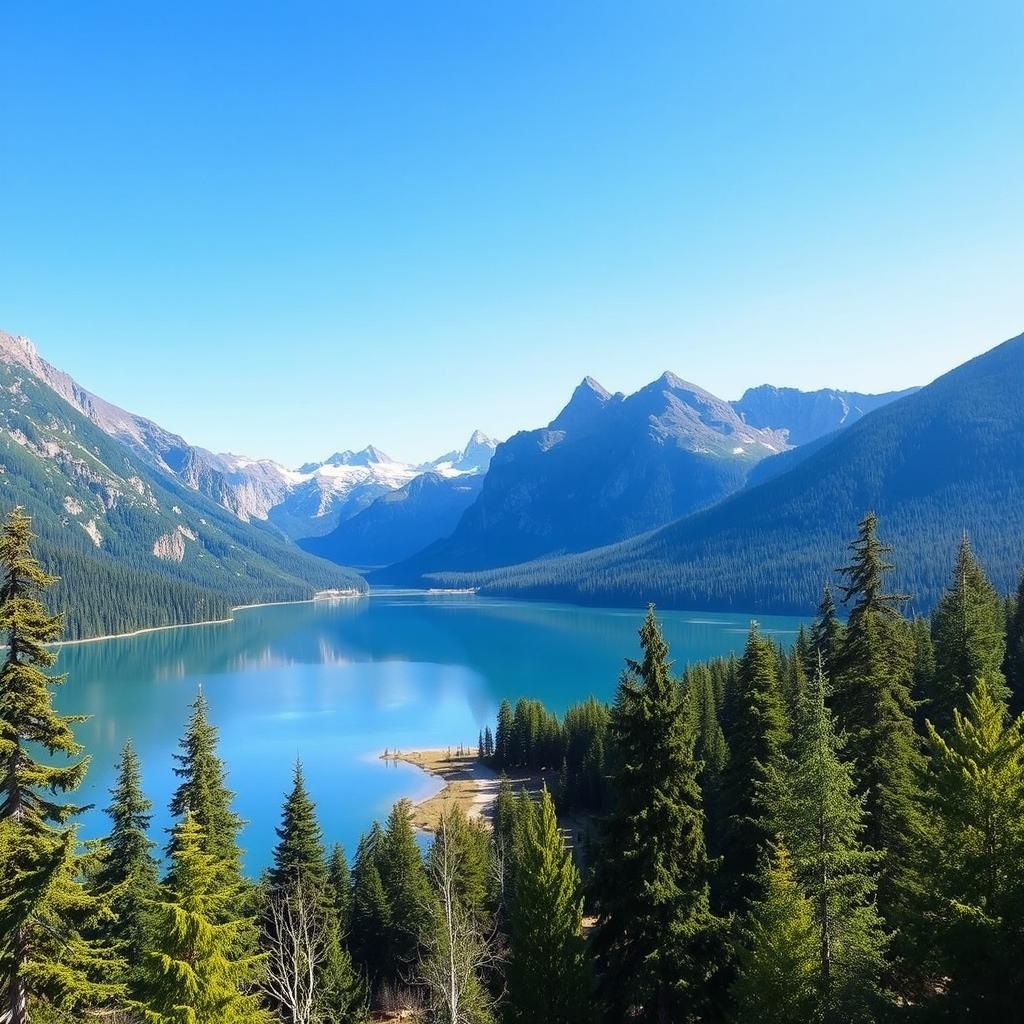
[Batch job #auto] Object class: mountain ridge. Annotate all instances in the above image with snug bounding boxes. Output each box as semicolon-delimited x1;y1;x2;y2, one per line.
416;331;1024;614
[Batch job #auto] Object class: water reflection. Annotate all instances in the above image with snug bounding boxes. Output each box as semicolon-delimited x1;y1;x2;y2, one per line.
54;592;805;872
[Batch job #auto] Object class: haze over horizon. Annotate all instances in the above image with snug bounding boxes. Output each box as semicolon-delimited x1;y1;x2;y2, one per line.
3;2;1022;464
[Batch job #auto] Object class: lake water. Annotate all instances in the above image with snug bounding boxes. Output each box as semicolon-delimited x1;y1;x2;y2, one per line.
54;591;805;873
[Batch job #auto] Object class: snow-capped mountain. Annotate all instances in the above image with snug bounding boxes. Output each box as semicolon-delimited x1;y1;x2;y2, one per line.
205;433;498;539
0;332;497;542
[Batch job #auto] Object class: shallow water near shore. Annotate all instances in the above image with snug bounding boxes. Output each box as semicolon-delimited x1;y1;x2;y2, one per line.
54;590;805;872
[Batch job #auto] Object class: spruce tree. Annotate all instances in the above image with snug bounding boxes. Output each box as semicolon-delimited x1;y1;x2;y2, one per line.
265;763;364;1023
1005;571;1024;713
327;842;352;933
809;584;844;680
348;824;391;983
720;624;790;910
731;844;817;1024
930;536;1008;727
767;666;888;1023
833;512;924;923
378;799;434;981
590;606;726;1023
916;678;1024;1015
135;814;269;1024
168;690;245;882
910;615;936;727
92;739;159;992
0;507;123;1023
494;701;513;769
427;804;491;920
687;663;728;857
505;788;591;1024
268;760;326;892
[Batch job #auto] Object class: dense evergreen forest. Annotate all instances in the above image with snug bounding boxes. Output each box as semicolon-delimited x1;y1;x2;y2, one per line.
0;362;366;639
2;506;1023;1023
425;332;1024;615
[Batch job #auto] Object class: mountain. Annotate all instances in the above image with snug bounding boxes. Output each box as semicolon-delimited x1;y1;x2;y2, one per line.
300;432;497;567
423;332;1024;614
0;332;496;543
300;472;487;567
424;430;498;474
733;384;918;446
0;332;365;639
378;372;790;580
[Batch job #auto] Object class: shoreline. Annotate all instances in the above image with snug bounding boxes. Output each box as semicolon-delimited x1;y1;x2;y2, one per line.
382;749;502;832
51;593;365;648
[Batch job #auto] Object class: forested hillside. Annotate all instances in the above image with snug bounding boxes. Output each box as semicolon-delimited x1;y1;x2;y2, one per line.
423;332;1024;614
379;373;790;582
4;509;1023;1022
0;360;364;638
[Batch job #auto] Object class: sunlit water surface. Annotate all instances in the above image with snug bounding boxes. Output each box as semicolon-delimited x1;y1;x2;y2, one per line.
55;591;805;872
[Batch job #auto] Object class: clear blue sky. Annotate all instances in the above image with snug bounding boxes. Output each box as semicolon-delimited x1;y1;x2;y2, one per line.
2;2;1022;466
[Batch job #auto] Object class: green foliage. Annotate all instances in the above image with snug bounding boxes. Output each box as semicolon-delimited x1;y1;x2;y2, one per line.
766;667;888;1023
0;361;366;641
91;739;159;992
326;842;352;934
134;814;269;1024
427;805;491;921
0;507;124;1022
348;824;391;983
268;761;327;893
425;334;1024;615
168;691;245;883
833;512;924;924
720;624;790;909
590;607;727;1022
505;788;591;1024
732;844;817;1024
915;679;1024;1016
420;808;496;1024
930;535;1008;727
378;800;435;981
1006;571;1024;713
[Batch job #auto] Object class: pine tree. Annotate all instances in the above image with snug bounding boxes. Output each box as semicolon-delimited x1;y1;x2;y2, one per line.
168;690;245;882
915;679;1024;1015
427;804;491;920
378;799;435;982
494;701;513;769
767;666;888;1023
419;809;496;1024
833;512;924;924
930;536;1008;728
687;664;728;857
0;507;123;1023
92;739;159;991
809;584;844;680
268;761;327;892
720;624;790;910
348;824;391;983
134;814;269;1024
327;842;352;934
265;764;364;1023
590;606;727;1023
505;788;591;1024
1005;571;1024;714
731;844;817;1024
910;615;936;727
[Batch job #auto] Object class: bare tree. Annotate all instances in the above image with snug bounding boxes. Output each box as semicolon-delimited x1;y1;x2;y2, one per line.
263;881;329;1024
418;809;501;1024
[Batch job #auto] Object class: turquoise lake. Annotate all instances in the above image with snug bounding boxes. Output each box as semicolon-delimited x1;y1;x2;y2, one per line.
54;591;805;872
